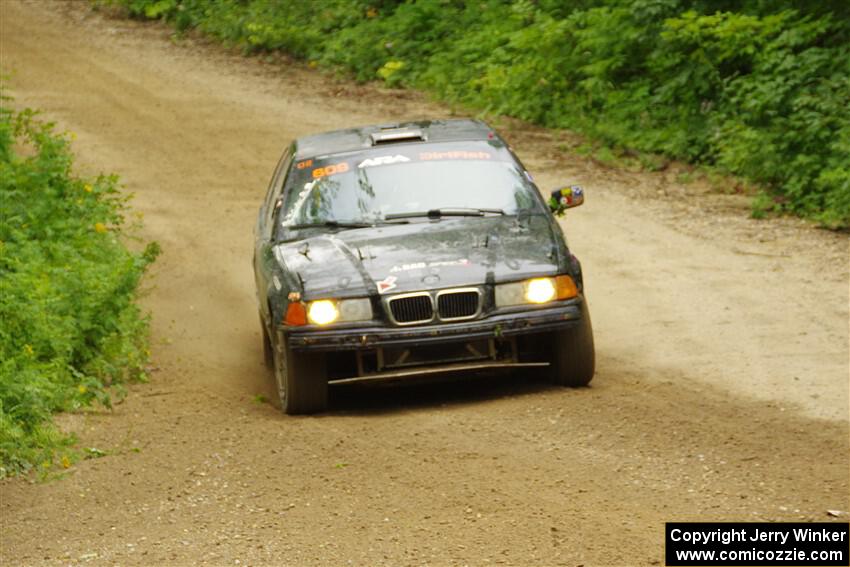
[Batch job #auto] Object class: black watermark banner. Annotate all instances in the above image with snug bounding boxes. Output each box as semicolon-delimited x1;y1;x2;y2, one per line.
665;522;849;566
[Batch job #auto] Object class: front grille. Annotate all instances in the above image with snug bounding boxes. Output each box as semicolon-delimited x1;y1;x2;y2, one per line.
437;290;480;320
388;294;433;324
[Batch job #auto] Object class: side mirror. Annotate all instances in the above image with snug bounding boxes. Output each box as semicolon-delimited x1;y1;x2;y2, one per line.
548;185;585;217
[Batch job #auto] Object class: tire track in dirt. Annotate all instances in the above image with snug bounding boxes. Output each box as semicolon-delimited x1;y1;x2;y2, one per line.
1;2;847;565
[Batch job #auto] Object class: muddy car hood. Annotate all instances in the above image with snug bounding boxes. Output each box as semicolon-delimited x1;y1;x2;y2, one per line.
274;215;561;298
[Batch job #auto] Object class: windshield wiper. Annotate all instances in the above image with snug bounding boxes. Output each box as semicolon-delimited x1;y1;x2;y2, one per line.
285;221;373;230
284;219;408;231
385;207;505;220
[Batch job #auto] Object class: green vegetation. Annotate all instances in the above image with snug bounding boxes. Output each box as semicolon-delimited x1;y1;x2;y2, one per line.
0;96;159;476
113;0;850;227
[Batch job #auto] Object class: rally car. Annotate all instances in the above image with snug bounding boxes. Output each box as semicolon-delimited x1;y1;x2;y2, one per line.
253;119;594;414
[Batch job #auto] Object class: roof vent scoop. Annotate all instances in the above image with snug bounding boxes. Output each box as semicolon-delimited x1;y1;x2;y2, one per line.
370;129;426;145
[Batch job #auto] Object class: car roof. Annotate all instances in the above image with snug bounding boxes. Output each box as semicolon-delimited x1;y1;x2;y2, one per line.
292;119;498;160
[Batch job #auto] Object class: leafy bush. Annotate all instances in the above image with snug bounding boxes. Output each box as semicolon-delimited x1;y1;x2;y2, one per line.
108;0;849;226
0;97;159;476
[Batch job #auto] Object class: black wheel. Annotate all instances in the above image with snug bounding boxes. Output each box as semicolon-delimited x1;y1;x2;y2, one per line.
547;300;595;387
272;329;328;414
260;314;273;369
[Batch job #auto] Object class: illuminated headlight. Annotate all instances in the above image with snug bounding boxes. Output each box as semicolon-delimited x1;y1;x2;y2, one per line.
525;278;556;303
494;276;578;307
307;300;338;325
306;297;372;326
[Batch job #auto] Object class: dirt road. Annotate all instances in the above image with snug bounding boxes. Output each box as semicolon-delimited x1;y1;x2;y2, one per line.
1;2;848;565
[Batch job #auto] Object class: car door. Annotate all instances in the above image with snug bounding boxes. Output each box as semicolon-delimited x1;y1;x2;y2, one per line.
254;145;294;320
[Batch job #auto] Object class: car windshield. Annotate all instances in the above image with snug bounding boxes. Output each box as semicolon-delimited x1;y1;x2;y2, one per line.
277;142;542;232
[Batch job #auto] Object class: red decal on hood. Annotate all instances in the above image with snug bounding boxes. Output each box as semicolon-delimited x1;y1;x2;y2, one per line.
377;276;398;294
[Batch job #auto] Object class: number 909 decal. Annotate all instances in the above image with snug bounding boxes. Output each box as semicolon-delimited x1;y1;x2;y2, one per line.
312;162;350;179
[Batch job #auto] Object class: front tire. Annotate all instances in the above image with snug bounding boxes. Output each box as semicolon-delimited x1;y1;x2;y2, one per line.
272;330;328;414
547;300;595;387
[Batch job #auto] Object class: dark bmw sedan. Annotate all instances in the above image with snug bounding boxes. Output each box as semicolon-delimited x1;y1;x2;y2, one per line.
253;119;593;413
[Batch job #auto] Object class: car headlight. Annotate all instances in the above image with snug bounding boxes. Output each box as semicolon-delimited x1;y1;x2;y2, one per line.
525;278;556;303
494;275;578;307
307;300;339;325
306;297;372;326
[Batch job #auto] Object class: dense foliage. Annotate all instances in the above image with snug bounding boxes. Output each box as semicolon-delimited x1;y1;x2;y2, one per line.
0;99;158;476
114;0;850;226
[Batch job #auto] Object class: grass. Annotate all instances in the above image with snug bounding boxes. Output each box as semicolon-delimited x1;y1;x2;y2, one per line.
0;92;158;477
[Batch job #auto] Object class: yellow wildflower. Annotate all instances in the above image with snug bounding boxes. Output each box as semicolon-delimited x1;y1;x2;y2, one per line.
94;222;108;234
84;184;93;193
77;384;87;394
23;344;34;356
61;455;71;469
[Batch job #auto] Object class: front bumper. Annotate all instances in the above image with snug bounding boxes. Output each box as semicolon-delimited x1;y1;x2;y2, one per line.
287;299;584;352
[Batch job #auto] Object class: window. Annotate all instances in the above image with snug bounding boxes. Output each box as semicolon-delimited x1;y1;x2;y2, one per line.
277;142;542;232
